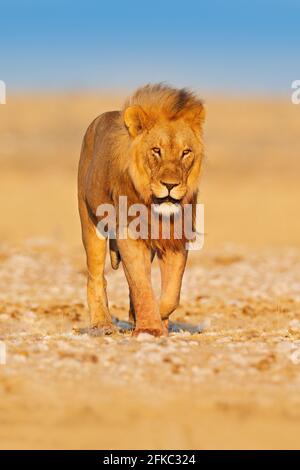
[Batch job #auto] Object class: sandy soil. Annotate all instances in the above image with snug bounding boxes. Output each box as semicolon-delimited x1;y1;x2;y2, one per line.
0;95;300;449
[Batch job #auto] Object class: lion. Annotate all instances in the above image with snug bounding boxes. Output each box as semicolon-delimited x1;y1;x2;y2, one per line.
78;83;205;336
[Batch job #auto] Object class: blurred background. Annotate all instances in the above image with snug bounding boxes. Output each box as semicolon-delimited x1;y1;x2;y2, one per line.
0;0;300;249
1;0;300;450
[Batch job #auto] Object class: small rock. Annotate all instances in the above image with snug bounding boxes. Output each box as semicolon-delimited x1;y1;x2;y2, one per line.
290;349;300;365
289;319;300;331
135;333;156;342
0;314;10;321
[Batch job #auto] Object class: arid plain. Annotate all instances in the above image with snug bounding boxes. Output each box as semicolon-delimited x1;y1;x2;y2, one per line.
0;93;300;449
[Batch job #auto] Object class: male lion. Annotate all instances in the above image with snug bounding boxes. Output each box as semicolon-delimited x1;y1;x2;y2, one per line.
78;84;205;336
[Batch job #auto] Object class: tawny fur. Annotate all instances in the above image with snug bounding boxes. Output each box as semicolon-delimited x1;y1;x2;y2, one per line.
78;83;205;335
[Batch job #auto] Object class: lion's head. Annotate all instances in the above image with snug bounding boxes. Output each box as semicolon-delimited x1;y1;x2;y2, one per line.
123;84;205;215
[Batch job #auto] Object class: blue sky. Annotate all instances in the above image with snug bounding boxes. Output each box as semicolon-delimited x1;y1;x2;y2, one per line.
0;0;299;94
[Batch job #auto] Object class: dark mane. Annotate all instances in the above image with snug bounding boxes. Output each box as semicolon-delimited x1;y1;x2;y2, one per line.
123;83;203;119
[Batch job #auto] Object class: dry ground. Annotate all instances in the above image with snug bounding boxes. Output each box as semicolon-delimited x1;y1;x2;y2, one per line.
0;94;300;449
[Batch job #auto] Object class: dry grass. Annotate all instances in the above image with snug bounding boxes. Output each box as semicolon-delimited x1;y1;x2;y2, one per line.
0;94;300;449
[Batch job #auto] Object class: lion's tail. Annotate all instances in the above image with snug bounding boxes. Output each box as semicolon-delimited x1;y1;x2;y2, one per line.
109;238;121;270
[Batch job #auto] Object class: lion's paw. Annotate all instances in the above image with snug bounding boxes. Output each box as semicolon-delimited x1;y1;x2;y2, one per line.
132;326;167;338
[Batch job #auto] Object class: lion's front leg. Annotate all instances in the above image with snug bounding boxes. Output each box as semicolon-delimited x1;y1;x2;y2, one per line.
158;249;188;326
118;239;166;337
128;248;156;324
78;198;115;335
128;290;136;323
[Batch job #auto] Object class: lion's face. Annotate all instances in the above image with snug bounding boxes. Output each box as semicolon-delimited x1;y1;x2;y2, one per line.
141;122;202;214
124;105;205;214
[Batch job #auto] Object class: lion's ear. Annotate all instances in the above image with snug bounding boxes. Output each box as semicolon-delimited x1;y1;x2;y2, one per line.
124;105;151;138
179;103;205;132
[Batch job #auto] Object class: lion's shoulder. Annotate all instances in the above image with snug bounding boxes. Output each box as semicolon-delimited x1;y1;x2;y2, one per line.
94;110;121;136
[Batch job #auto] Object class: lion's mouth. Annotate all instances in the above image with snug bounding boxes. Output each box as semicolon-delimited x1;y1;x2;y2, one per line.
153;195;181;205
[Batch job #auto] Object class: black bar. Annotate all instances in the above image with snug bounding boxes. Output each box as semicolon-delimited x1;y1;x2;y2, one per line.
0;450;299;466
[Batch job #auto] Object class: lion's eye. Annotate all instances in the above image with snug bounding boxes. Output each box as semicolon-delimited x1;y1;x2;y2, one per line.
152;147;161;157
182;149;191;158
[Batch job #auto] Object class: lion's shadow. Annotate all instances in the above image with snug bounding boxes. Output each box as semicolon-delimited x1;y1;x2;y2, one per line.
112;316;204;334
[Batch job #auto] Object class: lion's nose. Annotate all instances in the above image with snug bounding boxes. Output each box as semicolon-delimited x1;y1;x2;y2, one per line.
161;181;179;192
